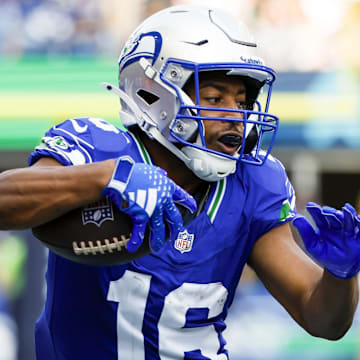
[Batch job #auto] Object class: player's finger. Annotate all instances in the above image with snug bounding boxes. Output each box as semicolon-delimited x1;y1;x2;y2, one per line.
323;205;343;225
343;205;356;235
292;214;318;250
172;184;197;213
127;220;147;253
344;203;360;224
306;202;328;229
345;203;358;216
149;208;166;252
164;200;184;242
322;212;343;230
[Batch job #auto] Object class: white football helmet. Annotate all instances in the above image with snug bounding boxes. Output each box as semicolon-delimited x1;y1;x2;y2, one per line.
103;5;278;181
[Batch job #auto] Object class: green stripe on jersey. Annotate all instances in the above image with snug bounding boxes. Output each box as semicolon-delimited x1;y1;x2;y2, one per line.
279;199;291;222
130;132;152;165
207;178;226;223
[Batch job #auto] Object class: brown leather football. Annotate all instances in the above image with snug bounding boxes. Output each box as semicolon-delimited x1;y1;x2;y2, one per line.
32;197;150;266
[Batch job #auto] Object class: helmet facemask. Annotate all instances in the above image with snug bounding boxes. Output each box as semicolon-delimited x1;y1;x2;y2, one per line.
162;62;279;166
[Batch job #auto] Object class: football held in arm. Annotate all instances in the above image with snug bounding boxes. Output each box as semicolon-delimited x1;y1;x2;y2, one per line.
0;4;360;360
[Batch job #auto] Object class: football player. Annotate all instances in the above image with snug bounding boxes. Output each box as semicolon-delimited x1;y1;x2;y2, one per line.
1;5;360;360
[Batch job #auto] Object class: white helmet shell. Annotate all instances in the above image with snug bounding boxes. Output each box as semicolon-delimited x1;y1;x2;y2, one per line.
109;5;278;181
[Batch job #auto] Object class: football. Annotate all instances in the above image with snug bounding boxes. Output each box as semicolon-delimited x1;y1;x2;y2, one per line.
32;197;150;266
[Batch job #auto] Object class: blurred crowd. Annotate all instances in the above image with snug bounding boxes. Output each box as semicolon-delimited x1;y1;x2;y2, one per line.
1;1;360;359
1;0;360;71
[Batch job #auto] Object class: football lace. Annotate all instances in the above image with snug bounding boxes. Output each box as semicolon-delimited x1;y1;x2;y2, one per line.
72;235;130;255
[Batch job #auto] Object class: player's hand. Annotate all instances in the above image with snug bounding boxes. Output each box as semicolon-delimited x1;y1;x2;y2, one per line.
102;158;197;253
293;202;360;279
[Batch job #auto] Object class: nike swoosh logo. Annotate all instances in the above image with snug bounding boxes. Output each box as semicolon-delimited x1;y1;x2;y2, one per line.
70;119;88;133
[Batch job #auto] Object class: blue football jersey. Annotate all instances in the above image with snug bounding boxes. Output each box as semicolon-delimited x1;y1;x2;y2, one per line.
29;117;296;360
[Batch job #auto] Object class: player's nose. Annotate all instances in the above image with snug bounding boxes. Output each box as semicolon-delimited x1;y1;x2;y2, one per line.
223;97;244;118
218;99;244;128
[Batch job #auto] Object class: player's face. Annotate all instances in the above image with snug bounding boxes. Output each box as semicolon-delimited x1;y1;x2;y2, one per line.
185;72;247;156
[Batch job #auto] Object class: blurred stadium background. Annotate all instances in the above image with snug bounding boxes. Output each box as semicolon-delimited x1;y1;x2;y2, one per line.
1;0;360;359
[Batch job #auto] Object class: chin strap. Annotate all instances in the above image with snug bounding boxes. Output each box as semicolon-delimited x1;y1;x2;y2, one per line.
147;126;236;181
102;82;192;164
102;83;192;166
101;82;156;129
102;82;236;182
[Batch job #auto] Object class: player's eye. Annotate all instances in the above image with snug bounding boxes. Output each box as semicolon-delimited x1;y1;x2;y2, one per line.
204;96;221;105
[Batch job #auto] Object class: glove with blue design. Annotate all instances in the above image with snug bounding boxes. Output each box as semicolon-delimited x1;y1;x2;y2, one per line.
102;157;197;253
293;202;360;279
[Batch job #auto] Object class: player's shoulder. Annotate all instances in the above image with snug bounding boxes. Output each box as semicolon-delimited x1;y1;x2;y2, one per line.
51;117;133;151
51;117;126;143
30;117;136;166
236;151;288;194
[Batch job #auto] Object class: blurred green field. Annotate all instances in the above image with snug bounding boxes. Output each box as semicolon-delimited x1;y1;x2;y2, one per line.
0;56;121;150
1;57;358;150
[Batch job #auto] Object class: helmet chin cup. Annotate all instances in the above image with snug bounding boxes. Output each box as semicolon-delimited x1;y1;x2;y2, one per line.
182;146;236;181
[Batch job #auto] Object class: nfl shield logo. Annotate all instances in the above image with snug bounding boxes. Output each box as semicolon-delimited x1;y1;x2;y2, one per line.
81;196;114;227
174;229;194;254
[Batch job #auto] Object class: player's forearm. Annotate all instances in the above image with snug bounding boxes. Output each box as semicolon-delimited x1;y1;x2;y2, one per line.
302;270;359;340
0;160;115;229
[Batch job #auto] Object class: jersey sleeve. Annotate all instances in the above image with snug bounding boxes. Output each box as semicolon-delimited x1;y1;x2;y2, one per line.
28;117;128;166
245;154;296;244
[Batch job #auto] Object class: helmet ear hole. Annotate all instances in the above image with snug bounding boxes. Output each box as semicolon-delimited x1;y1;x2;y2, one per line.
243;125;259;154
137;89;160;105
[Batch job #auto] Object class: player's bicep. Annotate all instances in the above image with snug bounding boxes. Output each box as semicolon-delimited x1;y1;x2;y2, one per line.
247;222;323;327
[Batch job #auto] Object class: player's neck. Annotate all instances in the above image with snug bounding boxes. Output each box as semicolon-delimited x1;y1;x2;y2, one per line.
136;131;205;195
